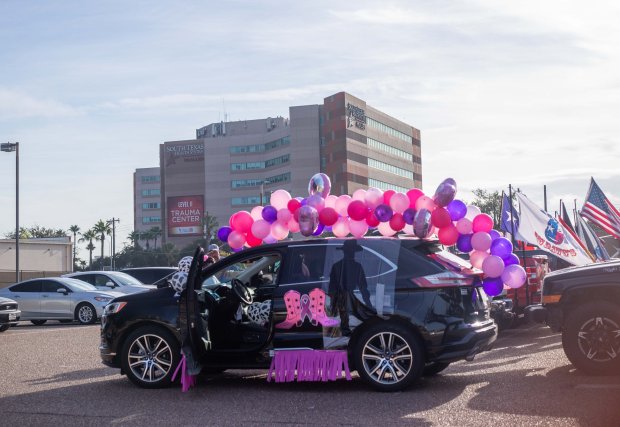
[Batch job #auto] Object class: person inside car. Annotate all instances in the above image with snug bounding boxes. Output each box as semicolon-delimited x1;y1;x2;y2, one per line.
205;244;221;266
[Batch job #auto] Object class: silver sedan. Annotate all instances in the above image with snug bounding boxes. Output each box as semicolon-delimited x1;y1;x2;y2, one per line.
0;277;122;325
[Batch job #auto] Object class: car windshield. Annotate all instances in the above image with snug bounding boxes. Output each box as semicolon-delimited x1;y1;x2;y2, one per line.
108;272;145;287
62;278;98;291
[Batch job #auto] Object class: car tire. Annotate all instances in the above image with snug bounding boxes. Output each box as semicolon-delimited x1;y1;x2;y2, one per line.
75;303;97;325
31;320;47;326
121;325;181;389
423;362;451;376
562;301;620;375
354;322;424;392
0;324;9;332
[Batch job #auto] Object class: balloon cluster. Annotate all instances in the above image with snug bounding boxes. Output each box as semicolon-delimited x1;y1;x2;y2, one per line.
217;173;526;296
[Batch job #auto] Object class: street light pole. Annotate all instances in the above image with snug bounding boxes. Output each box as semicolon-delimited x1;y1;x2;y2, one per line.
1;142;19;283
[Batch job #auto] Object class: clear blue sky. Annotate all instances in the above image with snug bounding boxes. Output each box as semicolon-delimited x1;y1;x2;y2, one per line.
1;1;619;257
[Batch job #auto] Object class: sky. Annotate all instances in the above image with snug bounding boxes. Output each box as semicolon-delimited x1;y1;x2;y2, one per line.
1;0;619;259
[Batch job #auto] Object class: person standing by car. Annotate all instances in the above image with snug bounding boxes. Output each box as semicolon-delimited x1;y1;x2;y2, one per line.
205;244;221;266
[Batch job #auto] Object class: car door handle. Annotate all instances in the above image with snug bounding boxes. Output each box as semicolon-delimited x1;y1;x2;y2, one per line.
42;295;49;298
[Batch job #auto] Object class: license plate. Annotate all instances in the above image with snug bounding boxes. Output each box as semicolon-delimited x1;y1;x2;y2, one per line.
8;313;16;321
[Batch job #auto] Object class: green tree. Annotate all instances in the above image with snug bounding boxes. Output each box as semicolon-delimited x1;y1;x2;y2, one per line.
127;231;142;249
79;260;87;271
93;220;112;264
470;189;516;230
202;212;219;247
68;225;81;272
5;225;66;239
80;229;97;270
149;226;162;249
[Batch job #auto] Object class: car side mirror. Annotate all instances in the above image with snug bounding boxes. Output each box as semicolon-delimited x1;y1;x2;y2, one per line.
56;288;68;294
105;281;115;288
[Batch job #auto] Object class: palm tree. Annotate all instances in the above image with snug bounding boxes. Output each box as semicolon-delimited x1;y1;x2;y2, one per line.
143;229;154;250
127;231;142;249
68;225;80;272
80;229;97;270
93;220;112;264
149;226;162;249
202;212;219;247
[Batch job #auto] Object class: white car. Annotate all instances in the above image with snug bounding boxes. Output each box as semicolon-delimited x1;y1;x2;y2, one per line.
0;277;122;325
63;271;153;295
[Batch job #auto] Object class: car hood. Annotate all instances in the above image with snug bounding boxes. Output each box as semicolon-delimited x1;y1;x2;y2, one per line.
544;259;620;282
111;286;175;303
0;296;17;304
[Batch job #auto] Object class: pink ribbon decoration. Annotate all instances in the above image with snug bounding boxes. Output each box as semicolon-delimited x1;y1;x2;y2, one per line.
298;294;313;326
267;349;352;383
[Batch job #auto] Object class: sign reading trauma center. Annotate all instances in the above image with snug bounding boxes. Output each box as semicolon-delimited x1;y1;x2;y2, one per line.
167;195;204;237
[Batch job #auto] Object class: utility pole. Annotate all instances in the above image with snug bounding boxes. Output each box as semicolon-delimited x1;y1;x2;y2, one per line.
1;142;19;282
107;218;120;270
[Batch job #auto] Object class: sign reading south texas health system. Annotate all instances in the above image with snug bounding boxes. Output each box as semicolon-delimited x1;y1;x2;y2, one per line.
167;195;204;237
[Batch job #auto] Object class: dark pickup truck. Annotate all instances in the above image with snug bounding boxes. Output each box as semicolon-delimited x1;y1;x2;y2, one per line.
526;260;620;375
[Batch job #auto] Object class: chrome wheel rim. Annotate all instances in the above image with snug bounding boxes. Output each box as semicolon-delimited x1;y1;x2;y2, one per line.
577;316;620;363
362;331;412;385
128;334;173;383
78;305;94;323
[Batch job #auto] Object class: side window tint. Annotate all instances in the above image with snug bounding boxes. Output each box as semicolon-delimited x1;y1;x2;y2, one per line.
76;275;94;285
10;281;42;292
395;247;444;287
284;246;327;284
42;280;64;293
94;275;110;286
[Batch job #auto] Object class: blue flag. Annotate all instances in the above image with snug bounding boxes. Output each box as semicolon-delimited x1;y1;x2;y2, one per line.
500;193;520;235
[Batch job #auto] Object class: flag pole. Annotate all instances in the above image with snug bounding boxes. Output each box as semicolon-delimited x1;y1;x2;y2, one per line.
544;185;548;212
508;185;520;308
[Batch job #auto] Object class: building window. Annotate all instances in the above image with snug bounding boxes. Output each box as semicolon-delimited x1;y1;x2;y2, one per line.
141;175;160;184
367;137;412;161
231;196;262;206
368;179;410;193
229;136;290;154
142;202;160;210
142;216;161;224
230;154;290;171
141;189;161;197
367;117;412;142
368;158;414;180
231;172;291;189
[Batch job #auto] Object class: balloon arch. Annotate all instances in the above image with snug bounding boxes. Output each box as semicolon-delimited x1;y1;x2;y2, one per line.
217;174;526;296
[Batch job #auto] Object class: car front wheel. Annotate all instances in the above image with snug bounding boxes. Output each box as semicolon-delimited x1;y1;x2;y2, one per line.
0;324;9;332
76;303;97;325
354;322;424;392
121;325;180;389
562;302;620;375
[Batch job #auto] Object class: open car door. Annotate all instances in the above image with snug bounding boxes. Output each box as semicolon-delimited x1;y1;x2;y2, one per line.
178;246;210;377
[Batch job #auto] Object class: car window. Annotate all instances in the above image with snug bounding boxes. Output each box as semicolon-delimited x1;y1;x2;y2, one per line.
62;279;97;291
202;254;281;288
109;272;144;287
93;275;111;286
10;280;42;292
73;274;95;285
42;280;69;293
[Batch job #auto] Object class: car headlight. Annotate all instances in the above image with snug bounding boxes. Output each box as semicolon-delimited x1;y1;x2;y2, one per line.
104;301;127;315
94;296;113;302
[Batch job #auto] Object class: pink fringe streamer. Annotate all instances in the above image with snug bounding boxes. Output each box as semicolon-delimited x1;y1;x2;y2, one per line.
172;354;197;392
267;350;352;383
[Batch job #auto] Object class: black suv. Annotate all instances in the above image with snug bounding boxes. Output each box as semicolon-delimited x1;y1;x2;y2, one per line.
526;259;620;375
100;238;497;391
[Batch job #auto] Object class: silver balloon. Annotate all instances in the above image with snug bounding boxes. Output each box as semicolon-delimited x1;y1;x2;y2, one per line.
308;173;331;198
298;205;319;237
413;208;432;238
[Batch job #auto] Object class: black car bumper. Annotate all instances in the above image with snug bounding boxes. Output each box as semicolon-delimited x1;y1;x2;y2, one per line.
430;320;498;363
0;309;21;327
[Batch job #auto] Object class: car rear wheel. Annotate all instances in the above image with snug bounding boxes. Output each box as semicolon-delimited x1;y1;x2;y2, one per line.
0;325;9;332
75;303;96;325
121;325;180;389
31;320;47;326
354;322;424;392
562;302;620;375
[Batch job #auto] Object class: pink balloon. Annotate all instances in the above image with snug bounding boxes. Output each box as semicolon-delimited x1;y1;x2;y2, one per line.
349;219;369;238
347;200;368;221
431;207;452;229
325;195;338;209
438;225;459;246
277;208;292;223
377;221;397;236
270;220;289;240
365;188;384;209
470;250;490;269
389;192;410;214
251;219;271;239
502;264;527;288
332;217;350;237
307;194;325;212
231;211;253;233
250;206;264;220
472;213;494;233
227;230;246;249
415;195;437;212
407;189;424;208
270;189;292;210
471;231;492;252
352;188;367;201
456;218;473;234
288;218;300;233
403;223;415;235
335;195;352;217
482;255;505;278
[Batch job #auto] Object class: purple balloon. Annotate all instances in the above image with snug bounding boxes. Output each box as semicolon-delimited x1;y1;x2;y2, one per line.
312;223;325;236
490;237;513;260
307;194;325;210
482;277;504;297
261;205;278;223
489;229;501;241
504;253;520;266
456;234;473;253
403;208;417;225
413;208;432;238
300;198;308;206
324;225;332;233
446;199;467;221
298;205;319;237
217;226;232;242
263;235;277;244
433;179;457;207
374;204;393;222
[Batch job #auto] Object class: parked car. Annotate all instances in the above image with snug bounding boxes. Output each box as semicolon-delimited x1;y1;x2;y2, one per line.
526;259;620;375
100;238;498;391
63;271;153;294
120;267;177;288
0;297;21;332
0;277;122;325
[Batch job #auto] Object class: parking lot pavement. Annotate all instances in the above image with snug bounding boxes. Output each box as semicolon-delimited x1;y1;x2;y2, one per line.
1;322;620;426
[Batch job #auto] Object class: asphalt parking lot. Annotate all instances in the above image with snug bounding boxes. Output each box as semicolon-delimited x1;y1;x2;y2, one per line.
1;321;619;426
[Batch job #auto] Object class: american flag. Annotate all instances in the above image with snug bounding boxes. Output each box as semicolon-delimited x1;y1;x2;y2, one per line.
581;178;620;239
